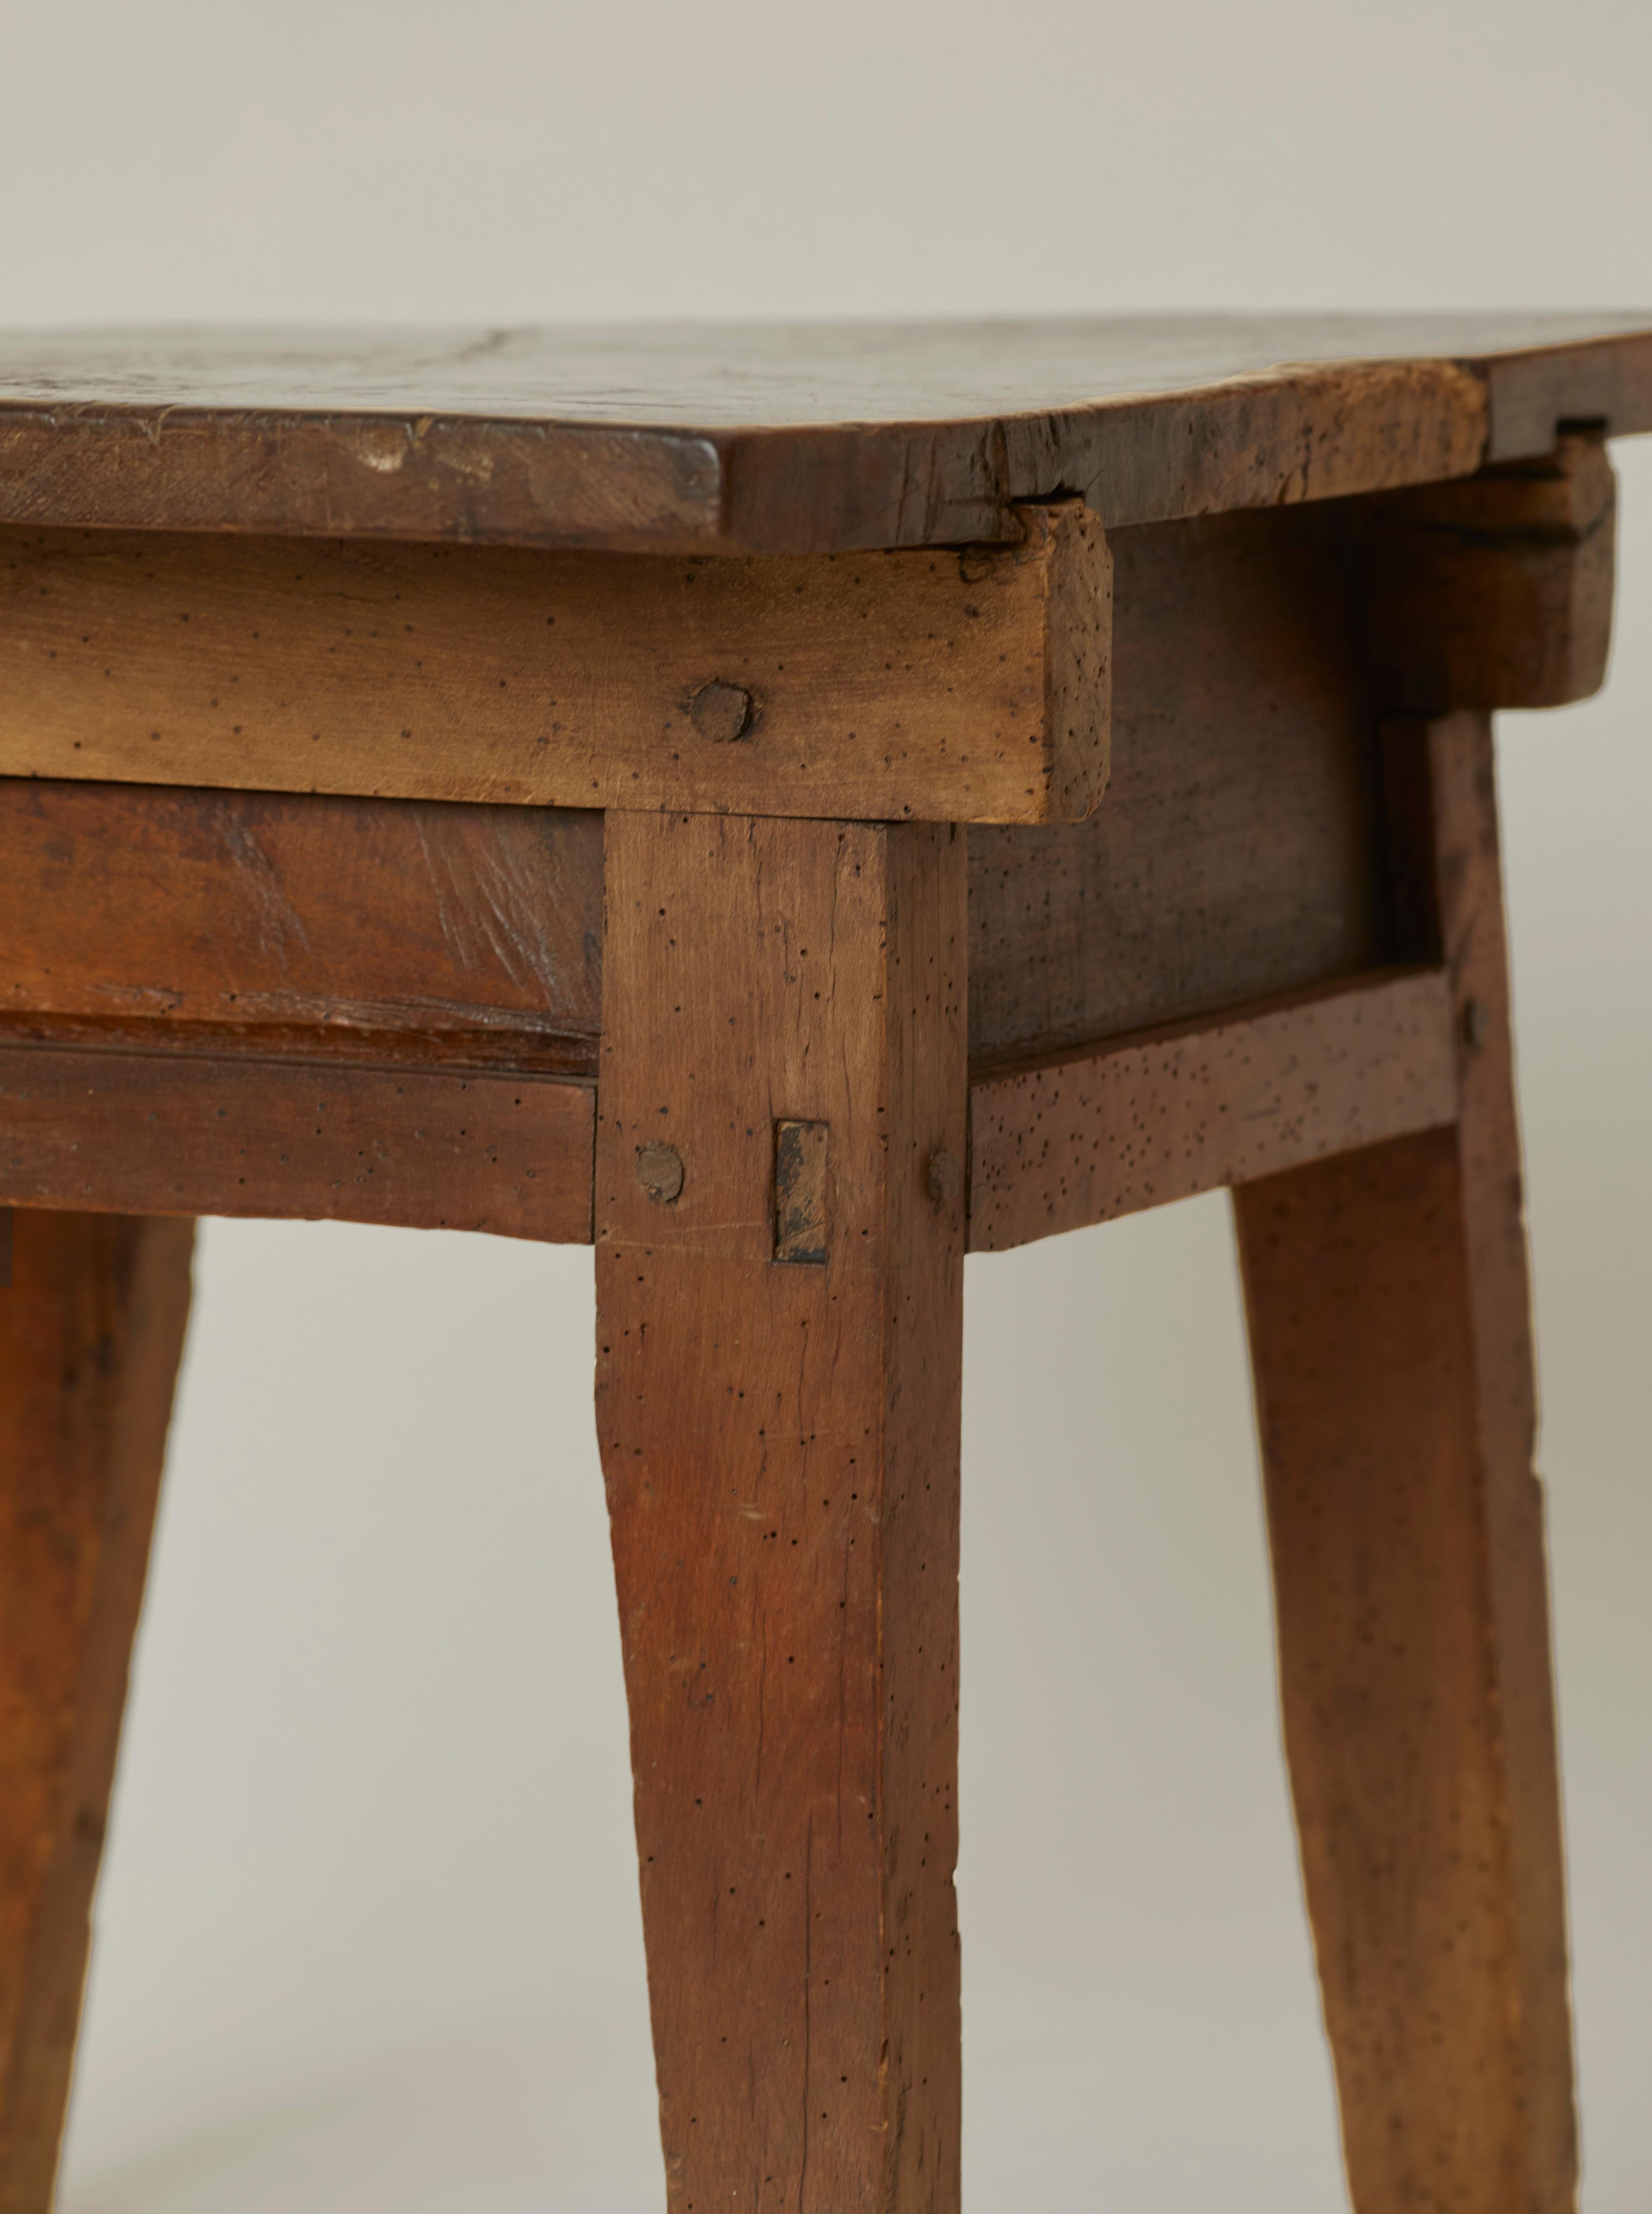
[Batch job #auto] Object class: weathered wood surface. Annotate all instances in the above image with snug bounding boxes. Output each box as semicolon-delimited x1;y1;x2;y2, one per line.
0;1042;594;1241
1235;713;1575;2212
1365;430;1617;712
0;778;602;1071
0;1209;194;2214
968;968;1455;1251
0;505;1109;823
596;811;965;2211
8;493;1386;1062
0;965;1470;1254
0;314;1647;551
969;504;1384;1066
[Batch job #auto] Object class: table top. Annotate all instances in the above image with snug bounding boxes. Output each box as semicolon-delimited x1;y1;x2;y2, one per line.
2;312;1648;554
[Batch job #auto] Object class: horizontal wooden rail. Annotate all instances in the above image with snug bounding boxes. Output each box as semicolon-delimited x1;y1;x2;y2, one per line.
966;968;1459;1252
0;1040;594;1242
0;502;1109;825
0;969;1456;1252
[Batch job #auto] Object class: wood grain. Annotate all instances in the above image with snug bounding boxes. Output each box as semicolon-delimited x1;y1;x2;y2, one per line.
0;1209;194;2214
969;503;1384;1066
0;504;1109;823
0;314;1647;551
0;778;602;1071
1365;432;1617;712
595;811;966;2212
0;1041;594;1241
968;968;1456;1251
1235;713;1575;2212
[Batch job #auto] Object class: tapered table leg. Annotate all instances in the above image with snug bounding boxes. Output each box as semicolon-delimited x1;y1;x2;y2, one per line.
596;812;966;2213
1234;714;1576;2212
0;1210;194;2213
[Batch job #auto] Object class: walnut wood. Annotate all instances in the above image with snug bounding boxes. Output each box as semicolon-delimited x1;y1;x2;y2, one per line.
0;1210;194;2214
596;811;965;2211
0;299;1631;2214
0;497;1378;1080
0;505;1108;824
0;1042;594;1241
0;966;1472;1258
1365;432;1617;712
968;967;1456;1251
969;503;1385;1065
0;779;602;1071
1234;713;1575;2211
1;315;1648;552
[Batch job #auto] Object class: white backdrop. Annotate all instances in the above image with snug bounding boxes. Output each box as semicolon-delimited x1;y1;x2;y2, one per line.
0;1;1646;2205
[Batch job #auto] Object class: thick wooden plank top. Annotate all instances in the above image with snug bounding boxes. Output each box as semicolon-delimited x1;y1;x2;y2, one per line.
1;312;1648;554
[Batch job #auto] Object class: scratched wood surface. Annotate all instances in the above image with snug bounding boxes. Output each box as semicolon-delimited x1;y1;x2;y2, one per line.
968;967;1456;1250
968;503;1385;1066
0;314;1648;550
596;811;966;2211
0;505;1109;823
0;1210;194;2214
0;1045;594;1241
0;779;602;1070
1235;713;1575;2211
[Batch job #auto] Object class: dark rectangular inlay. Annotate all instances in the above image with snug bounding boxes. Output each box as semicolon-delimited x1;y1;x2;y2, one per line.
774;1120;828;1266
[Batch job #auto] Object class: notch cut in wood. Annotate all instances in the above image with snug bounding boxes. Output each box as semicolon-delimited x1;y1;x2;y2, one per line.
773;1119;829;1264
0;501;1110;825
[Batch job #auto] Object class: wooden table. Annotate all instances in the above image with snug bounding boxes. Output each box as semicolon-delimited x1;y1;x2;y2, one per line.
1;312;1648;2212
